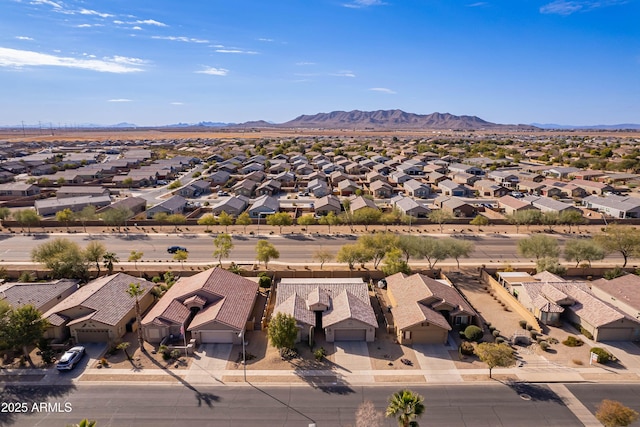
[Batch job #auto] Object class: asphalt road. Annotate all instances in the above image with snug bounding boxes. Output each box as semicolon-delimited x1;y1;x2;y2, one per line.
0;232;627;266
1;382;617;427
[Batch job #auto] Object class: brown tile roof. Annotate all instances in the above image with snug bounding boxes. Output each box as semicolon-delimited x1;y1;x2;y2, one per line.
274;279;376;329
386;272;477;331
43;273;153;327
592;275;640;311
143;267;258;332
0;279;78;311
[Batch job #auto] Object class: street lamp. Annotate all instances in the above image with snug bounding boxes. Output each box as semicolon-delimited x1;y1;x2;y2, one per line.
238;330;246;382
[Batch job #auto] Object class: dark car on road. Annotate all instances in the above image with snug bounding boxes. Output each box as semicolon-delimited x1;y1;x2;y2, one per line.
167;246;188;254
56;346;85;371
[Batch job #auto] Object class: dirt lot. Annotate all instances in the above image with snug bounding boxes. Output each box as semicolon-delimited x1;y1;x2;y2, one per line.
103;332;192;371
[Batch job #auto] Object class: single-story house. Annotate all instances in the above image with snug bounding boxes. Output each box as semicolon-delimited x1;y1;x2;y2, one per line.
0;182;41;198
349;195;378;214
474;180;510;198
142;267;258;345
314;195;342;216
146;195;187;218
583;194;640;219
497;195;539;216
97;196;147;217
57;186;109;199
369;180;393;198
0;279;78;313
43;273;154;344
390;195;430;218
522;195;581;214
438;180;470;197
386;273;478;345
35;195;112;217
248;194;279;218
210;196;249;216
273;278;378;343
404;179;431;198
591;275;640;323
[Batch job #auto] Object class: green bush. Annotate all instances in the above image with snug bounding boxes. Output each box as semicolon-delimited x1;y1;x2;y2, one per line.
579;326;594;340
563;336;584;347
314;347;327;361
492;330;500;338
463;325;483;342
590;347;613;363
539;341;550;352
519;320;528;329
459;341;475;356
258;273;272;289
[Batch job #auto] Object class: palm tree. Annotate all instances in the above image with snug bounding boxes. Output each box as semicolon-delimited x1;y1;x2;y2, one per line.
127;282;145;352
386;389;425;427
102;252;119;275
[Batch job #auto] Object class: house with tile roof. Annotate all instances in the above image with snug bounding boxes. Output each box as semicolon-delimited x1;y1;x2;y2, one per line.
516;272;640;341
591;275;640;323
145;195;187;218
0;279;78;313
386;273;478;345
43;273;154;344
142;267;258;344
273;278;377;342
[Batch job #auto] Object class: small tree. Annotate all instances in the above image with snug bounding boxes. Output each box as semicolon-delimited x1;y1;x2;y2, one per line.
266;212;293;234
268;312;298;355
428;209;453;233
442;238;474;270
463;325;483;342
166;213;187;233
83;240;106;278
256;240;279;268
596;399;639;427
0;206;11;225
173;249;188;268
235;212;252;234
353;207;382;231
381;248;411;276
74;205;97;233
313;247;333;270
517;234;559;261
55;208;75;231
296;214;317;231
564;238;605;267
594;224;640;268
127;283;146;352
31;237;89;280
218;211;234;233
103;252;119;275
475;342;515;379
197;214;218;232
213;233;234;266
128;250;144;275
167;179;182;190
414;236;448;270
13;209;41;234
117;342;132;360
470;214;489;230
385;389;426;427
4;305;49;367
100;207;132;233
318;211;340;234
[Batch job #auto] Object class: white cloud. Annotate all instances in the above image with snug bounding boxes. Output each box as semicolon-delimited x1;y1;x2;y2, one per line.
467;2;488;7
258;38;274;42
113;20;124;24
196;66;228;76
215;49;258;54
369;87;396;94
133;19;167;27
30;0;62;9
79;8;113;18
342;0;386;8
296;61;316;66
540;0;627;15
108;99;132;102
170;102;184;105
331;70;356;77
15;36;34;41
152;36;209;43
0;47;146;73
132;26;142;31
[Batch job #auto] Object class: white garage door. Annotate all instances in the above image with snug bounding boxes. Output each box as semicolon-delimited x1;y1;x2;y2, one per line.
334;329;366;341
199;330;235;343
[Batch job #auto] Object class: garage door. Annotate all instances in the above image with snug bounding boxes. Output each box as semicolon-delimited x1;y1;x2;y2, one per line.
411;329;447;344
199;330;235;343
76;330;110;343
334;329;366;341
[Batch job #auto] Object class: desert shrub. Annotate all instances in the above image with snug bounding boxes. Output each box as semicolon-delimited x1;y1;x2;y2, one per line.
492;330;500;338
37;338;55;365
18;271;35;282
488;325;496;333
495;337;505;344
591;347;614;363
539;341;550;352
579;326;594;340
530;330;539;340
459;341;475;356
519;320;528;329
459;331;466;339
548;337;559;344
604;266;626;280
463;325;483;342
526;324;533;331
258;273;272;289
152;276;161;283
563;336;584;347
314;347;327;361
170;349;181;360
279;347;299;360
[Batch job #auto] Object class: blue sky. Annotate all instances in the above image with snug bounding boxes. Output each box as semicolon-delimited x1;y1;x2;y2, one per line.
1;0;638;126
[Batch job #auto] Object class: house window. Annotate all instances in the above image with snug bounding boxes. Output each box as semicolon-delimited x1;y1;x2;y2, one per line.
404;331;411;340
